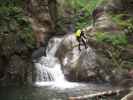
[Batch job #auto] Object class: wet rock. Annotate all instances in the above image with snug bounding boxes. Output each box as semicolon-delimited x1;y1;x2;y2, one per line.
0;56;6;79
2;54;33;85
7;55;27;81
121;91;133;100
73;48;98;81
32;47;46;60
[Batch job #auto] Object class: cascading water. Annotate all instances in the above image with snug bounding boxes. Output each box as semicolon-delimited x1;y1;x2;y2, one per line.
34;37;78;88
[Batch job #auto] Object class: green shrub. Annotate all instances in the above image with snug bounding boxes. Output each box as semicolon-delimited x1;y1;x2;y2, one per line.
0;1;35;48
95;32;128;46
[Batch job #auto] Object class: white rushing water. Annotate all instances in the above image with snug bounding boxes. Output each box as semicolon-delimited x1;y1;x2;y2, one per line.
34;37;79;88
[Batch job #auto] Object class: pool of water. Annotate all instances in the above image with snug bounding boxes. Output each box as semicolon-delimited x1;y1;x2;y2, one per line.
0;86;68;100
0;83;123;100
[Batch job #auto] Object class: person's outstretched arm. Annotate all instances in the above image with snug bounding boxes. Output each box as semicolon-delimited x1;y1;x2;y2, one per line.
81;31;87;39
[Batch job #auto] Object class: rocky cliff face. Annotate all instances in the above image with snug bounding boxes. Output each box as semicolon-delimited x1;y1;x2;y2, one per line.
83;0;133;84
25;0;58;48
0;32;33;85
25;0;57;33
0;0;57;85
105;0;133;14
53;0;133;84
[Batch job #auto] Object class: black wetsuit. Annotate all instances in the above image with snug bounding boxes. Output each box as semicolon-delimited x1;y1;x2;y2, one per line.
77;31;87;51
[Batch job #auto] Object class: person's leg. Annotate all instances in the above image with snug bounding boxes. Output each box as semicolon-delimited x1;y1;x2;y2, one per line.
81;37;87;49
77;37;81;51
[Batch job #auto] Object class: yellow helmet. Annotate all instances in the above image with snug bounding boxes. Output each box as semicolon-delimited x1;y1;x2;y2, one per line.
75;29;81;37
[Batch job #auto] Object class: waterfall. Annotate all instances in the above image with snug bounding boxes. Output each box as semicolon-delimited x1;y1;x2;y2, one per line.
34;37;78;88
35;56;65;82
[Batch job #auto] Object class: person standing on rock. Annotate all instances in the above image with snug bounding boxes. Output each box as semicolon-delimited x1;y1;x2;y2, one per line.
75;29;87;51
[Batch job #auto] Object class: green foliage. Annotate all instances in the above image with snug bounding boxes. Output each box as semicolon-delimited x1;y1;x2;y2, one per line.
0;1;35;48
0;6;23;32
66;0;105;15
73;0;105;29
0;0;24;7
111;14;133;33
95;32;128;46
110;13;133;44
18;25;35;48
57;0;105;31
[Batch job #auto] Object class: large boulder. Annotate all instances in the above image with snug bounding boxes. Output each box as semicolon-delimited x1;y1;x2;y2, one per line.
55;34;98;81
